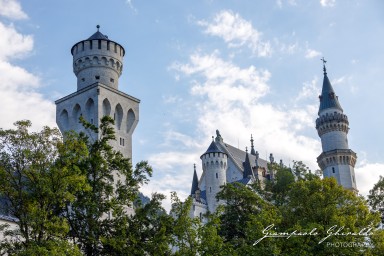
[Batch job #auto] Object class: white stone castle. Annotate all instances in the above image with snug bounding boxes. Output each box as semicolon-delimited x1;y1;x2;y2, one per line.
0;27;357;231
55;25;139;160
189;59;357;218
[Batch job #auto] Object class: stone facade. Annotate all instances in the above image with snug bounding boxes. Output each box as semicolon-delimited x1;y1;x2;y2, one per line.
55;26;139;160
316;64;357;192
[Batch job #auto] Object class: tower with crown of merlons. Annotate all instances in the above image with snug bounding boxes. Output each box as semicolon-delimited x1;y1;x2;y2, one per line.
55;25;139;160
316;58;357;192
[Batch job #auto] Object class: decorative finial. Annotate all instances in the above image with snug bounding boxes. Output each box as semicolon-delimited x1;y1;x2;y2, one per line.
96;25;100;32
194;163;196;171
245;147;248;153
250;134;256;155
321;57;327;75
212;136;214;141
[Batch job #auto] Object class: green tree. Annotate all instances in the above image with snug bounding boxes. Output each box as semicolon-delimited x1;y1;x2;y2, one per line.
101;193;173;255
0;120;86;255
169;192;200;256
368;175;384;225
65;116;153;255
279;177;381;256
216;182;281;255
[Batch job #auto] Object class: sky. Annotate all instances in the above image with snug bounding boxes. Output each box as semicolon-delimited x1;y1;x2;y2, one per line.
0;0;383;210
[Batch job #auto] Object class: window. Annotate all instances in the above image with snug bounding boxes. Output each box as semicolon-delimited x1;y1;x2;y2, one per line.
81;42;84;51
210;187;211;193
114;44;117;53
110;78;114;83
119;138;125;146
81;78;85;82
98;40;101;49
216;173;218;179
107;41;110;50
95;76;100;80
332;167;335;174
90;40;93;49
90;118;94;124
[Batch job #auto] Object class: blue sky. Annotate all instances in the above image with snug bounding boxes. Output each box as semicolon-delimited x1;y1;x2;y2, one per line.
1;0;383;210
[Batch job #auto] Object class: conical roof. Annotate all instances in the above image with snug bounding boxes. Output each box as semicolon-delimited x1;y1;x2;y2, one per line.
319;69;343;113
243;152;253;179
87;31;109;40
190;166;199;195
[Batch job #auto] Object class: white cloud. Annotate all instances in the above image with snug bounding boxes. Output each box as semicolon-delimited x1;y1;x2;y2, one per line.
320;0;336;7
305;49;322;59
0;21;56;131
355;162;384;197
0;22;33;61
197;10;272;57
0;0;28;20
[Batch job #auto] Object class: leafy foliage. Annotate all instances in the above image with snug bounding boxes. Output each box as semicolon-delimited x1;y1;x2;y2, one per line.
0;120;87;254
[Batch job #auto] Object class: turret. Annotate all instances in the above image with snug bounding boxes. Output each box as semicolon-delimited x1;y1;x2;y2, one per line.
316;58;357;192
201;138;227;213
71;25;125;90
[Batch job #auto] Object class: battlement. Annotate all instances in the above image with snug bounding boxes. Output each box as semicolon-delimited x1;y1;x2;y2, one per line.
316;111;349;136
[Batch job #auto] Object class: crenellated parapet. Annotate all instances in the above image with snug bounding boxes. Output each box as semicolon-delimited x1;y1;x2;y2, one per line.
316;111;349;136
71;26;125;91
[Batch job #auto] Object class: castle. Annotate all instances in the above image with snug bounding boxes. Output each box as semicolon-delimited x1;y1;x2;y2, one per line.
189;58;357;218
55;25;139;160
0;28;357;229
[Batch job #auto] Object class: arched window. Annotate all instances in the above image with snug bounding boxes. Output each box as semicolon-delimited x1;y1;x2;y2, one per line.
102;98;111;117
60;109;69;130
114;104;123;130
127;109;135;133
85;98;95;124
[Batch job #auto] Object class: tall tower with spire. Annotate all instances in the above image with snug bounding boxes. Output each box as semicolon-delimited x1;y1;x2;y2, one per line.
55;26;139;160
316;58;357;192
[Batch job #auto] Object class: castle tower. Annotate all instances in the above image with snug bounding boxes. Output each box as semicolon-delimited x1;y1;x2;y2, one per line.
55;26;139;160
200;139;227;213
316;59;357;192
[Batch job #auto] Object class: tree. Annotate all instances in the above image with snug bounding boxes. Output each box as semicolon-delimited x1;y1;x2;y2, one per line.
64;116;153;255
368;175;384;225
216;182;281;255
0;120;86;255
101;193;173;255
169;192;200;256
279;177;382;256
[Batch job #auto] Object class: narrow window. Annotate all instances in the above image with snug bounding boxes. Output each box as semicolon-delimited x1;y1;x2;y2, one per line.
332;167;335;174
114;113;116;120
81;78;85;82
107;41;110;50
210;187;211;193
90;40;93;49
95;76;100;80
199;212;202;221
98;40;101;49
90;118;94;124
216;173;218;179
110;78;114;83
114;44;117;53
81;42;84;51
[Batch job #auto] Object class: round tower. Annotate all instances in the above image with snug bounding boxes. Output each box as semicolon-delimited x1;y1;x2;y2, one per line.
71;25;124;90
200;139;227;213
316;59;357;192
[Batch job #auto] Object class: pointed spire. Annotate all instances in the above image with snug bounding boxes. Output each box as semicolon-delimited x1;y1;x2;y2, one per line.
250;134;256;155
191;164;199;195
318;58;343;113
243;151;253;179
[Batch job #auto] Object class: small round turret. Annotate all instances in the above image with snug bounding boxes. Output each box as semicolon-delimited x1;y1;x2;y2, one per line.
201;139;227;213
71;25;125;90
